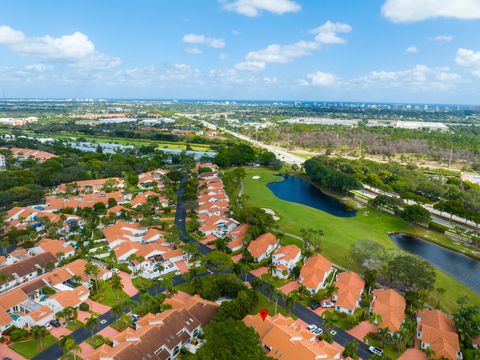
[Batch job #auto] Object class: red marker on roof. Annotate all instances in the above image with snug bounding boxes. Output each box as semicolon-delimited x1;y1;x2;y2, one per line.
260;308;268;321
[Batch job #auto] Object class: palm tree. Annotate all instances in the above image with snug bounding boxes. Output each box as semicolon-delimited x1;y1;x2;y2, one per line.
110;274;124;302
232;262;242;277
85;261;100;293
31;325;48;349
322;311;335;333
111;304;123;321
285;295;295;313
267;261;277;277
60;335;80;360
85;316;99;337
435;287;446;308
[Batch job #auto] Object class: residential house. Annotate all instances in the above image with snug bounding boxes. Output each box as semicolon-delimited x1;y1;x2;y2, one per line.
332;272;365;314
227;223;249;252
4;206;82;232
272;245;302;278
44;285;90;313
244;313;343;360
298;255;334;294
247;233;279;262
43;191;127;212
370;288;406;333
416;309;462;360
88;294;219;360
10;147;57;162
29;238;75;260
0;253;56;293
55;177;125;194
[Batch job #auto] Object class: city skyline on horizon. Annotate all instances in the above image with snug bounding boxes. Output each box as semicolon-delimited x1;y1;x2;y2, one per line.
1;0;480;103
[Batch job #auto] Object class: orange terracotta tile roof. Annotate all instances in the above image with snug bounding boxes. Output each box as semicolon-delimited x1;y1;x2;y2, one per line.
334;272;365;310
371;288;406;332
273;244;301;262
417;309;460;360
0;288;29;309
0;306;12;326
38;238;74;257
27;305;53;322
299;255;333;290
247;232;278;259
10;147;57;161
244;314;342;360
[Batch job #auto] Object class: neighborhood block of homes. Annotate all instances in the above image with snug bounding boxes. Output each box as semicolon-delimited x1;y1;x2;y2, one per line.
0;156;468;360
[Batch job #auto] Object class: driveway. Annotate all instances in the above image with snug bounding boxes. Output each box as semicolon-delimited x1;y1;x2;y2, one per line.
0;343;27;360
278;280;299;295
250;266;268;277
85;299;111;315
50;325;72;339
398;348;427;360
79;341;96;359
97;326;120;339
231;253;243;263
77;310;92;323
175;260;189;274
119;271;138;297
347;320;378;341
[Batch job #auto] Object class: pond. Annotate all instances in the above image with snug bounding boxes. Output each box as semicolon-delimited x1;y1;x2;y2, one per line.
389;232;480;293
267;175;357;218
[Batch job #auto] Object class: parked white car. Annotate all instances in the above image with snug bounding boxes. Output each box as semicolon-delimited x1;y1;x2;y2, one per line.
321;301;334;308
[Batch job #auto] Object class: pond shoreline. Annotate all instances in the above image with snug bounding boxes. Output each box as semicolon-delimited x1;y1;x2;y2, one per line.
291;172;480;261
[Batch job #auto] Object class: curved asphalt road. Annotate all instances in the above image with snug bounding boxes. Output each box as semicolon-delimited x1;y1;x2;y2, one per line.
31;174;372;359
174;175;373;360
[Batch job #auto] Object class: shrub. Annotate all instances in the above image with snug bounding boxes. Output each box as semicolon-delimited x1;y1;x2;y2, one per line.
79;302;89;311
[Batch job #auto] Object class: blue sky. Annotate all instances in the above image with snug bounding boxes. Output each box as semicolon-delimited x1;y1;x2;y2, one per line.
1;0;480;103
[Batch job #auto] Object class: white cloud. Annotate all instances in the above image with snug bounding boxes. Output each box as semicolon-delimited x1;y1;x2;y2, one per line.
245;40;319;64
263;76;279;85
299;71;337;87
222;0;301;17
232;30;241;35
235;60;266;71
236;21;351;72
351;64;463;91
406;46;419;53
25;63;53;72
429;35;454;42
186;47;202;54
455;48;480;77
182;33;225;48
382;0;480;23
0;25;120;71
0;25;25;44
309;21;352;44
219;53;229;60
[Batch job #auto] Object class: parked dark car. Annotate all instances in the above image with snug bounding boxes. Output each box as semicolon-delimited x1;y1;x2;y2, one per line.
309;303;321;310
50;319;61;327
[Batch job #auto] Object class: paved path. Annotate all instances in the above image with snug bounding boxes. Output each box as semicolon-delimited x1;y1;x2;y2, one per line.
118;271;138;297
0;343;27;360
30;174;373;360
174;174;373;360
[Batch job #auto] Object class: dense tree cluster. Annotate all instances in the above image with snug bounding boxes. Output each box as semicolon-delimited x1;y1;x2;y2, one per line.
304;155;480;223
0;139;172;209
304;156;362;194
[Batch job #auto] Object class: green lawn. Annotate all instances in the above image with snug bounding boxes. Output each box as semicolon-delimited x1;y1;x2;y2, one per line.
66;319;84;331
9;335;57;359
251;293;293;318
240;167;480;313
97;283;130;307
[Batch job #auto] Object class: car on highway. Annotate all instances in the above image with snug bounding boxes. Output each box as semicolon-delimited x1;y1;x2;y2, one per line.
321;301;334;308
368;346;384;356
307;324;317;332
309;303;321;310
